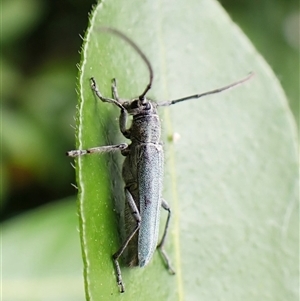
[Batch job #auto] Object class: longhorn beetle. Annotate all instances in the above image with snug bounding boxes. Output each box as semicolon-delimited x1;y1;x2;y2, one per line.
67;27;253;293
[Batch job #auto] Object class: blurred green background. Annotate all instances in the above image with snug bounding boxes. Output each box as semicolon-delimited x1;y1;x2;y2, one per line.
1;0;298;222
1;0;298;300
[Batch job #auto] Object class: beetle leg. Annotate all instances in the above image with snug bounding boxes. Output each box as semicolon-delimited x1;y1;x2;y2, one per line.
112;188;141;293
157;198;175;274
90;77;125;110
111;78;120;101
66;143;127;157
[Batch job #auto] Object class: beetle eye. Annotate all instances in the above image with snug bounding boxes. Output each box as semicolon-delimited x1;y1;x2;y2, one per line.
144;102;151;110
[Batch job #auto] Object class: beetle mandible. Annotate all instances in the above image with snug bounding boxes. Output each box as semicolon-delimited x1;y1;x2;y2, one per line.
67;27;253;293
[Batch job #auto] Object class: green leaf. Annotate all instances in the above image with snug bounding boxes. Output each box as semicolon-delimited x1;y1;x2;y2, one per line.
2;198;84;301
73;0;298;300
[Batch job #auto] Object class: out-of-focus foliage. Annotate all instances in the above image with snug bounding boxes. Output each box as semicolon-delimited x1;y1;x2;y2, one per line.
1;0;95;218
2;198;84;301
221;0;299;125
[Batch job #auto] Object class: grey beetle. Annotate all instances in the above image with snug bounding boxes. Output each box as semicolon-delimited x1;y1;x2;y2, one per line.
67;27;253;293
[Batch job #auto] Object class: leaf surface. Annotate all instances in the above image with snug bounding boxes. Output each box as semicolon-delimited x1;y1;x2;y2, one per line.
74;0;299;300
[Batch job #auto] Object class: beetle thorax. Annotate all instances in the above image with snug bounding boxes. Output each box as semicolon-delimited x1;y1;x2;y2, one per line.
130;113;161;143
124;99;161;143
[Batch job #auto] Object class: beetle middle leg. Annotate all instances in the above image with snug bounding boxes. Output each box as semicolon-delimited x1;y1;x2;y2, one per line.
66;143;128;157
112;187;141;293
157;198;176;274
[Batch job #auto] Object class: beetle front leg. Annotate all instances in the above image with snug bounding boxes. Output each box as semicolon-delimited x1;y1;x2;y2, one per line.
157;198;176;274
109;77;131;139
119;107;131;139
111;78;120;101
90;77;125;111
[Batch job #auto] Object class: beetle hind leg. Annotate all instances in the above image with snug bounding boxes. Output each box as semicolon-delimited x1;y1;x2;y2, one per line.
112;188;141;293
157;198;176;274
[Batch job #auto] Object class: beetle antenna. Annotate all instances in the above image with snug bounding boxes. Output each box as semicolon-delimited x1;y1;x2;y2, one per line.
99;27;153;101
158;72;254;106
